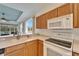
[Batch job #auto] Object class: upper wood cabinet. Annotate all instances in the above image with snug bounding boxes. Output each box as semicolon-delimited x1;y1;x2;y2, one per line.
58;4;73;17
47;9;58;19
73;4;79;28
36;15;47;29
36;16;41;29
36;3;79;29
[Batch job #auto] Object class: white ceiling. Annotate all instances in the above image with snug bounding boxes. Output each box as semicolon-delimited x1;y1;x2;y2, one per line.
2;3;61;23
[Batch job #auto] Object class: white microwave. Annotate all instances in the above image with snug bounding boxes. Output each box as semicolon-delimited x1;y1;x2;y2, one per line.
47;14;73;29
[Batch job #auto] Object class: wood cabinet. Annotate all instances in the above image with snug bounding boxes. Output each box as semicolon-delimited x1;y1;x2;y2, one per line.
25;40;38;56
36;14;48;29
36;16;42;29
58;4;73;17
48;9;58;19
25;39;43;56
36;3;79;28
73;4;79;28
4;39;43;56
37;40;43;56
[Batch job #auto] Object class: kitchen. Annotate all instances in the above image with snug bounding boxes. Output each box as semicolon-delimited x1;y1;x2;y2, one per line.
0;3;79;56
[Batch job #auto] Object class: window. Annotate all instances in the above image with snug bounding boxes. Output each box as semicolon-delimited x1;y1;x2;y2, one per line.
25;18;33;34
0;24;17;36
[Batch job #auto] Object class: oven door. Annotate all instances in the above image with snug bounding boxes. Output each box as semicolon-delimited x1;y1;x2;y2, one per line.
44;43;62;56
44;42;72;56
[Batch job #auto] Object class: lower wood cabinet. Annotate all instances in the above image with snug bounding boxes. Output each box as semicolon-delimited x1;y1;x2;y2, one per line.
37;40;43;56
25;40;43;56
4;39;43;56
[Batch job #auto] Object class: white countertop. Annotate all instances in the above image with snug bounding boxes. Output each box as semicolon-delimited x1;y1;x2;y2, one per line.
0;35;49;49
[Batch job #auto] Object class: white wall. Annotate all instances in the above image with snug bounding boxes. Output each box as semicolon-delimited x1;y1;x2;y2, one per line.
35;28;79;40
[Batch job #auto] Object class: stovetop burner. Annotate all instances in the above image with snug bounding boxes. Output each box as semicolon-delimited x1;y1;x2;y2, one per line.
45;38;72;48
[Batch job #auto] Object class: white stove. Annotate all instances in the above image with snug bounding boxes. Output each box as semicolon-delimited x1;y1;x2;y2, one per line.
44;38;72;56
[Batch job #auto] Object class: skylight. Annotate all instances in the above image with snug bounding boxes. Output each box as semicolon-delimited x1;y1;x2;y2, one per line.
0;4;23;21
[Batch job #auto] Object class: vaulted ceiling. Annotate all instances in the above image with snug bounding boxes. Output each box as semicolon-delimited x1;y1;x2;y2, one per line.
1;3;63;23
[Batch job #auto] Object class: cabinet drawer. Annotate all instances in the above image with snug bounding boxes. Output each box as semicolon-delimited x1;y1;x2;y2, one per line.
6;48;25;56
5;43;25;54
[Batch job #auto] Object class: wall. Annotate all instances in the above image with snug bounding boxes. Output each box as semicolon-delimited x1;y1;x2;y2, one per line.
35;29;79;40
35;29;72;38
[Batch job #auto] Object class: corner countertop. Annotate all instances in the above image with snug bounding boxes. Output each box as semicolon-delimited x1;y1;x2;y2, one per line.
0;35;49;49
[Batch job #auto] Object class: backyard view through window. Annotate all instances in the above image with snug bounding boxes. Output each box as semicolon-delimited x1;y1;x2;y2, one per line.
25;18;33;34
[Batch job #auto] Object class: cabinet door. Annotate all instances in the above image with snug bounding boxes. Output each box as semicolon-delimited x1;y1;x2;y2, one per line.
36;15;47;29
47;9;58;19
73;4;79;28
36;17;41;29
41;14;47;29
25;40;43;56
37;40;43;56
25;40;38;56
58;3;73;17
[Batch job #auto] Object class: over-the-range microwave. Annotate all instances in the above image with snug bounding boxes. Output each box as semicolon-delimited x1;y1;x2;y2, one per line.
47;14;73;29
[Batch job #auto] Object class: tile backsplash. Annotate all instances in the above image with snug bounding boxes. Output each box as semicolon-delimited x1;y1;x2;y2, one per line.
35;28;79;40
